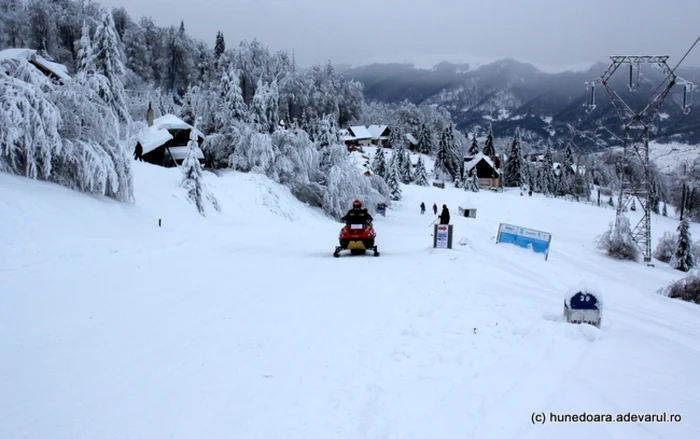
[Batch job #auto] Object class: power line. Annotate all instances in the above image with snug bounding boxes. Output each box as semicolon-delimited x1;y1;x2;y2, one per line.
644;36;699;106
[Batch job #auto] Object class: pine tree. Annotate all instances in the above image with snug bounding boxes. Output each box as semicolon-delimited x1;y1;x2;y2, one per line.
386;151;402;200
482;125;496;156
468;132;479;155
505;130;522;187
92;11;130;123
540;145;555;194
75;20;94;73
417;123;433;154
181;124;205;215
414;156;429;186
399;148;413;183
434;128;453;181
672;216;694;272
558;143;575;195
454;171;463;188
214;31;226;59
469;170;480;192
371;147;387;178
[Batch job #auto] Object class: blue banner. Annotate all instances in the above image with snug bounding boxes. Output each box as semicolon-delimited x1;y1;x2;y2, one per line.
496;223;552;260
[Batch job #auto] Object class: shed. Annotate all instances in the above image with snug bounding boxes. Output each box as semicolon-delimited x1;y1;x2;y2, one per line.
138;112;205;168
458;197;477;218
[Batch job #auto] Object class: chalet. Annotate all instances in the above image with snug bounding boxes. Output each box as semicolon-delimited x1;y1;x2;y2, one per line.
464;152;501;189
136;103;205;168
347;126;372;147
0;48;71;84
367;125;391;147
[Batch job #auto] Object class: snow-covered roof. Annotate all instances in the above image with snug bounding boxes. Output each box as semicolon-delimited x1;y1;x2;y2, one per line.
139;114;204;155
367;124;389;139
166;146;205;161
459;196;476;209
0;48;71;82
405;133;418;145
339;128;355;142
348;125;372;139
464;152;500;175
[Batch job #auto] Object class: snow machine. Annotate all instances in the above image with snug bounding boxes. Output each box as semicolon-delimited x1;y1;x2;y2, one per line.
333;221;379;257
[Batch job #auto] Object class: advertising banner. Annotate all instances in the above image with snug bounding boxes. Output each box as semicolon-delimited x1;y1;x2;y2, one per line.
496;223;552;260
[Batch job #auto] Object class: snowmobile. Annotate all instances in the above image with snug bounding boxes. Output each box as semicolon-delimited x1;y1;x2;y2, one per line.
333;220;380;257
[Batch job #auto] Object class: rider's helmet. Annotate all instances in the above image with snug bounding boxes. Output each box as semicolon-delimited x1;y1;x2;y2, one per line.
353;199;362;208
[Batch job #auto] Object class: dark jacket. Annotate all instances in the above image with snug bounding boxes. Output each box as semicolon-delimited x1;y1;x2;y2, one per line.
342;207;373;224
439;207;450;224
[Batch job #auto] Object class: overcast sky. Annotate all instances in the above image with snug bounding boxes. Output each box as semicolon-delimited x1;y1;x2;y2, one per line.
102;0;700;72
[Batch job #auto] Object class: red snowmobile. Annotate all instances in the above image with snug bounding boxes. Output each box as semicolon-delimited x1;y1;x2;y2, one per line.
333;220;380;257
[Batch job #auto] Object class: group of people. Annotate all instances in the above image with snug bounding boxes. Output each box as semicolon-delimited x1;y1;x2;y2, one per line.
420;202;450;224
342;199;450;226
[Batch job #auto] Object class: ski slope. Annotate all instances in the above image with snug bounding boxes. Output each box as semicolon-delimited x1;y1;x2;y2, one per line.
2;161;700;439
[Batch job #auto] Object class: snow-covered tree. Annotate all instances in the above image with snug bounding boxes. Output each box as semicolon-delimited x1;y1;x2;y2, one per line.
92;11;130;123
504;130;523;187
52;70;134;203
416;123;433;155
482;125;496;156
596;215;640;261
454;169;463;188
539;145;555;194
214;31;225;59
122;23;153;82
0;58;63;181
181;126;206;215
468;133;479;155
75;20;94;73
399;148;413;183
414;156;429;186
654;231;677;263
434;125;459;181
229;128;275;174
1;56;135;203
371;146;387;178
269;127;319;191
672;216;694;272
464;168;479;192
386;150;402;200
321;157;387;220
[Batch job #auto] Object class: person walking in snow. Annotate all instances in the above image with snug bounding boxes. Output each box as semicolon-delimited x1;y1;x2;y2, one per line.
420;202;426;214
134;141;143;161
438;204;450;224
432;203;438;215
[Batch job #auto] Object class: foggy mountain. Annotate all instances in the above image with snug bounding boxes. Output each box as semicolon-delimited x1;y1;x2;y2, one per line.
341;59;700;149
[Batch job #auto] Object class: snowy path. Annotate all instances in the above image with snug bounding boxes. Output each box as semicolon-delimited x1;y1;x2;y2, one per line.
2;169;700;438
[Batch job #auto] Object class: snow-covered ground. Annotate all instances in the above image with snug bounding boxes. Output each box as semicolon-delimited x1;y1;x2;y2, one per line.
2;159;700;439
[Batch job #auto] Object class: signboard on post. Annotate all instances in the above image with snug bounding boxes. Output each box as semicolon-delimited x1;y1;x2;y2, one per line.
496;223;552;260
433;224;453;249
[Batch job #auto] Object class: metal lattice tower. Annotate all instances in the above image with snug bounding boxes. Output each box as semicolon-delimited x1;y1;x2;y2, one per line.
584;56;694;263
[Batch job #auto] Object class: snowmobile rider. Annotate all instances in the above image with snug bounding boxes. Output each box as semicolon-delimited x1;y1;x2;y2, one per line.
342;199;373;225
